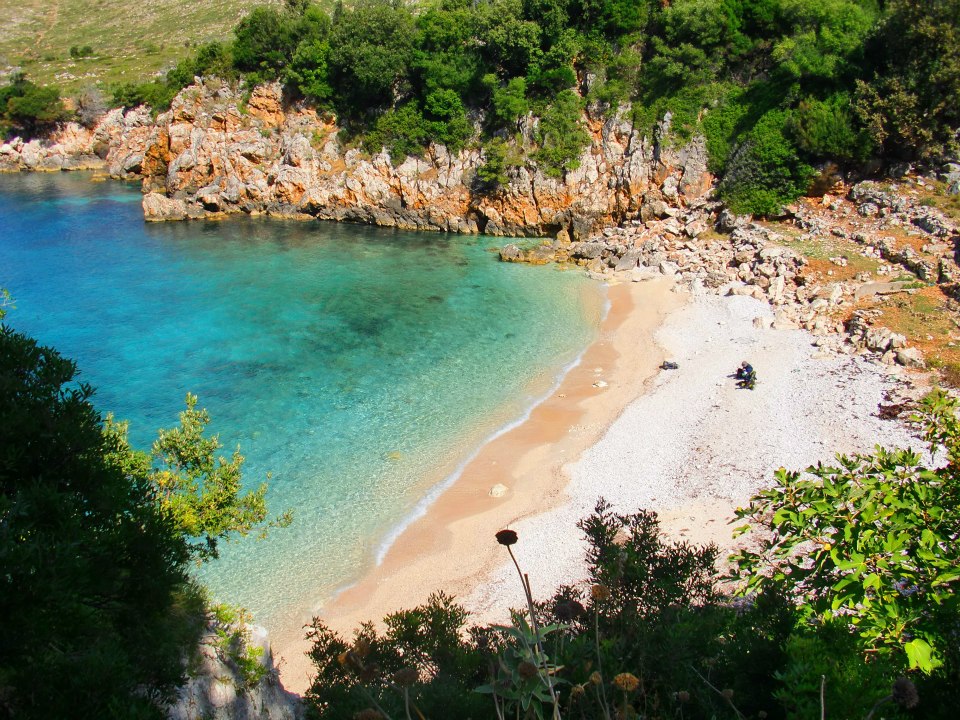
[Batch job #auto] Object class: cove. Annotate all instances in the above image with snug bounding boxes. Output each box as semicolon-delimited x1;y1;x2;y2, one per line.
0;171;603;631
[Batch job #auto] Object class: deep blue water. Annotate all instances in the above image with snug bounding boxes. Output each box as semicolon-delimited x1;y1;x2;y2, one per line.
0;171;602;631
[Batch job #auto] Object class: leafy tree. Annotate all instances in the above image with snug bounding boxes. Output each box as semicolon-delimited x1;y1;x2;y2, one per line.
732;389;960;674
423;89;473;151
476;0;543;78
328;0;417;114
0;326;200;718
0;74;69;138
232;6;300;80
286;38;334;105
104;394;290;563
475;137;521;189
772;0;877;87
110;81;178;113
574;0;652;38
166;42;234;90
855;0;960;159
365;102;431;160
533;89;590;177
523;0;574;43
0;322;289;717
485;74;530;130
412;5;483;98
717;109;814;215
0;289;13;319
525;28;580;95
788;92;872;163
305;592;490;719
284;6;334;105
69;44;95;59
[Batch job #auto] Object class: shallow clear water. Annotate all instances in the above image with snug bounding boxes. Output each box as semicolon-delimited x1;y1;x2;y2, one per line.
0;172;602;629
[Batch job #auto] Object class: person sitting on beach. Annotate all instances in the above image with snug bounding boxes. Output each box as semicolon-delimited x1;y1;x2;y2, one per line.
735;361;757;390
735;361;754;381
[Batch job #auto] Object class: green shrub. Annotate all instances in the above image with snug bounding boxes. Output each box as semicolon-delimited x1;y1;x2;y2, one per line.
475;1;543;78
328;0;417;114
701;91;750;173
412;5;483;98
166;42;234;90
774;624;906;720
305;592;490;720
232;6;300;81
0;74;70;137
285;38;333;105
110;81;178;113
364;103;431;161
475;137;522;190
69;44;94;59
533;89;590;177
0;326;203;718
717;109;814;215
486;74;530;130
732;389;960;674
423;89;473;152
772;0;877;86
586;47;641;111
854;0;960;160
788;93;872;163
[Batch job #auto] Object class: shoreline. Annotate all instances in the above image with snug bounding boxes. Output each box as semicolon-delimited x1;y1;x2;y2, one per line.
274;275;684;693
275;275;923;695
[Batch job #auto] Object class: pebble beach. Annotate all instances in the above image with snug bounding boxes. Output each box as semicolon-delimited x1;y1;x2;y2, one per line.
276;274;922;692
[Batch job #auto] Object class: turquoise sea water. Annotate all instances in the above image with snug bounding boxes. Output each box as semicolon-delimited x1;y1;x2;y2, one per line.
0;172;603;631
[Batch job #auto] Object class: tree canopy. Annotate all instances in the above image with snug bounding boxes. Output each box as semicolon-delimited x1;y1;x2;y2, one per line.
0;320;286;718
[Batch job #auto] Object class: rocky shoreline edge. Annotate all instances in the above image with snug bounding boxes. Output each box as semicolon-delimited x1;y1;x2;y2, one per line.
3;78;957;373
502;179;958;374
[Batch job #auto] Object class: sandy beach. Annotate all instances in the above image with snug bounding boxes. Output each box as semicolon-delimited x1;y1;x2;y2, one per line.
276;275;920;693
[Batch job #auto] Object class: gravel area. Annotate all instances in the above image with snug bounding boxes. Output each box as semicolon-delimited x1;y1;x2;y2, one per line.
466;284;922;619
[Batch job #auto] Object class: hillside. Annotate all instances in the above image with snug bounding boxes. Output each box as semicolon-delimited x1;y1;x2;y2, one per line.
0;0;282;92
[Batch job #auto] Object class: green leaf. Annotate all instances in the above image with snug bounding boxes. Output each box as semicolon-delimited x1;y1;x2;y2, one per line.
904;638;942;674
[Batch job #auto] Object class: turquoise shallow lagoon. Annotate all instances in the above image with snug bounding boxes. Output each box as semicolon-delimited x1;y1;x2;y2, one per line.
0;172;603;631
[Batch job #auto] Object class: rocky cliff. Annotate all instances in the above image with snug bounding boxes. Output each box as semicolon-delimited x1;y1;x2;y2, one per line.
2;78;711;238
135;80;712;237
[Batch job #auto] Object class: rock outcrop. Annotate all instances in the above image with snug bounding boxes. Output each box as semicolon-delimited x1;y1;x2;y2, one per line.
130;80;711;236
165;621;302;720
0;105;155;176
520;176;960;370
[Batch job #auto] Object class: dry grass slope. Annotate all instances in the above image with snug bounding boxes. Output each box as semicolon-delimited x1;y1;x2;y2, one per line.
0;0;282;93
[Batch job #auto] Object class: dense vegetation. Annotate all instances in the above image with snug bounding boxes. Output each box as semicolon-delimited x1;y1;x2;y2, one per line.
304;393;960;719
0;301;288;719
3;0;958;214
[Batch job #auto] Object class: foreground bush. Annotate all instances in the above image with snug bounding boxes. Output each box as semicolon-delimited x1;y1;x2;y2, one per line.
0;316;287;718
733;389;960;676
305;391;960;718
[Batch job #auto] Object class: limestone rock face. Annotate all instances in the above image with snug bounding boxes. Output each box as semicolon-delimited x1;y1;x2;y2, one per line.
128;81;712;236
165;623;302;720
1;79;714;236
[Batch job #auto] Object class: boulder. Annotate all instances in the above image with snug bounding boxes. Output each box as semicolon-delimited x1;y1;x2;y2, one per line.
896;347;925;368
143;192;188;221
499;244;522;262
716;208;741;234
